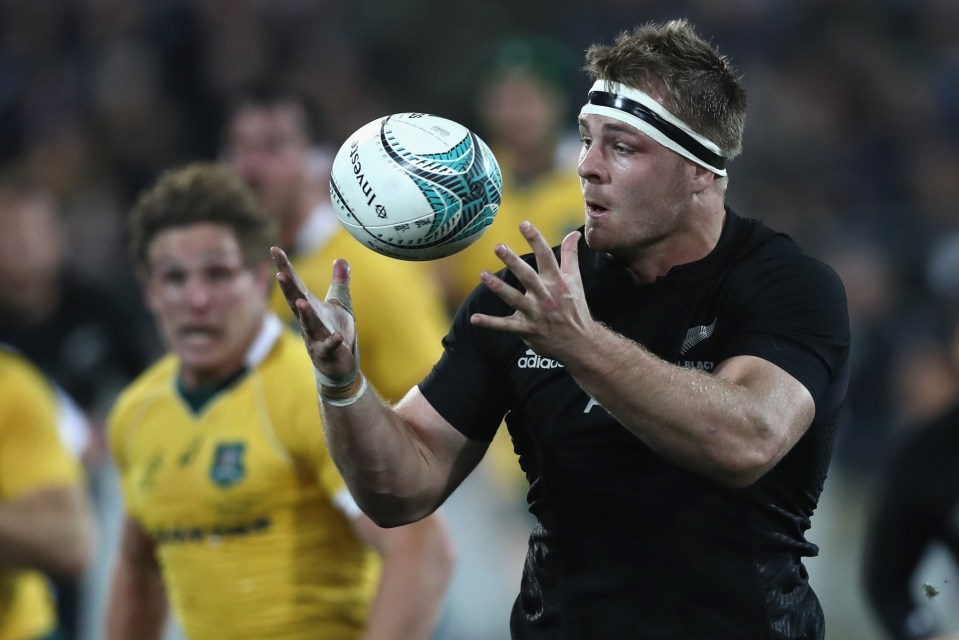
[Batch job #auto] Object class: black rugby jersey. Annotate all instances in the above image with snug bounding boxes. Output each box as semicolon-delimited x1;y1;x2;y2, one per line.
419;209;850;639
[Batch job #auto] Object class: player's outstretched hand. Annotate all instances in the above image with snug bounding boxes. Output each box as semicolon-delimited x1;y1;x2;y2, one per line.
470;222;591;361
271;247;358;380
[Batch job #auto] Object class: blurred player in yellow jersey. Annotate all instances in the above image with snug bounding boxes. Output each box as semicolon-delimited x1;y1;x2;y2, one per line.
0;346;94;640
433;35;584;312
105;164;453;640
224;84;450;403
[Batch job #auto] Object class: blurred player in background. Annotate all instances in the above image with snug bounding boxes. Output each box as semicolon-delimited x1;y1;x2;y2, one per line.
105;164;453;640
863;309;959;640
434;35;584;313
0;168;158;449
0;345;95;640
223;84;450;404
0;167;157;640
273;19;850;639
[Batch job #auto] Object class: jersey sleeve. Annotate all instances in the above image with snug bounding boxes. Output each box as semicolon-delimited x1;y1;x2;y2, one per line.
0;361;81;499
284;404;347;503
105;386;144;519
721;253;850;411
267;340;349;502
418;279;514;442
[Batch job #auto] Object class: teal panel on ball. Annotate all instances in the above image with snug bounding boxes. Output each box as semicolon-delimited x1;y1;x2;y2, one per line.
380;127;502;248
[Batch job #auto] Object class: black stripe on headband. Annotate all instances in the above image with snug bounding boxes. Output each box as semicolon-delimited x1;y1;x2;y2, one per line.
587;91;726;170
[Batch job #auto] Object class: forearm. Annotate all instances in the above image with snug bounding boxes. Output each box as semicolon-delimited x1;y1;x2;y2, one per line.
320;378;449;524
0;486;94;577
564;322;790;486
361;516;455;640
106;558;168;640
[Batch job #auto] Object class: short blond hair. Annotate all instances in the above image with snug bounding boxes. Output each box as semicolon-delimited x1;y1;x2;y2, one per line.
584;19;747;160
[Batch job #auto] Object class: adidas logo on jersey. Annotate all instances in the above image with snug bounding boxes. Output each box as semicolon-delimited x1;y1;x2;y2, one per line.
517;349;563;370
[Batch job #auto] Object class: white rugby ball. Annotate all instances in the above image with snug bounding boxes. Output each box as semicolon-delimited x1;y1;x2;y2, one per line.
329;112;503;261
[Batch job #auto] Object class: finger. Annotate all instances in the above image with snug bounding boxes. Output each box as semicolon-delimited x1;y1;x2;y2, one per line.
493;242;551;301
325;259;354;316
271;247;301;306
275;272;304;317
479;270;531;312
469;311;524;334
559;231;582;281
270;246;313;301
519;221;562;278
294;297;333;340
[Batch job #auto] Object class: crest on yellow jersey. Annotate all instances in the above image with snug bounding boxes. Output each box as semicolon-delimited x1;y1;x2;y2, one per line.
210;442;246;487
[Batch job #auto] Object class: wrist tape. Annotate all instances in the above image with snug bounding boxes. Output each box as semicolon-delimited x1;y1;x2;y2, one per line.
315;276;365;405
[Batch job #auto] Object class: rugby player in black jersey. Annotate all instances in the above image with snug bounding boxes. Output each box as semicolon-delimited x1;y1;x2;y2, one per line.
274;18;851;640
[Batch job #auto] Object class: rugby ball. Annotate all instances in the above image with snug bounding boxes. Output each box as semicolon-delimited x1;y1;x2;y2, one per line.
329;113;503;260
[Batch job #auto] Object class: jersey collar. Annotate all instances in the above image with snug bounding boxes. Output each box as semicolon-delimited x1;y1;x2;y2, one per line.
244;313;284;370
293;201;340;256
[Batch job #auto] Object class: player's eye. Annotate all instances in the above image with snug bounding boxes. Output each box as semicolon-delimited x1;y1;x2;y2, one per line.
159;269;187;286
206;266;238;282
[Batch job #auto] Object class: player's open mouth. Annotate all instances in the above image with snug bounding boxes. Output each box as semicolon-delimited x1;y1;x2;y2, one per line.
178;327;219;343
585;201;609;217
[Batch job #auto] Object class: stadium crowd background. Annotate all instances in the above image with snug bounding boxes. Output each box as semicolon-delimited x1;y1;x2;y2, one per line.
1;0;958;638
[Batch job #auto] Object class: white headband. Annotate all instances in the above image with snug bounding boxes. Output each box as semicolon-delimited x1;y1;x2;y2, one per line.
579;80;728;176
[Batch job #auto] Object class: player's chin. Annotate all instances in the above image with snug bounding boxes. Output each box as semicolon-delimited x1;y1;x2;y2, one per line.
583;220;617;252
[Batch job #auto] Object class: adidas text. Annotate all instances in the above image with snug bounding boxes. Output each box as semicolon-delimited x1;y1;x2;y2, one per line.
517;350;563;370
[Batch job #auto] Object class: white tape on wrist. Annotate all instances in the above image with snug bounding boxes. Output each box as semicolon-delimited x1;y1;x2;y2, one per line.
313;364;357;390
320;375;368;408
313;274;360;390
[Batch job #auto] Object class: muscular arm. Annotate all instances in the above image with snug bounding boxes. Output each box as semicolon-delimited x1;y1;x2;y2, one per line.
561;330;813;487
322;386;488;525
0;484;94;577
351;512;455;640
106;517;168;640
472;225;814;488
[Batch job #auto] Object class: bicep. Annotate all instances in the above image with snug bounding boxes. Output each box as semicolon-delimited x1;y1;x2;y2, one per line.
395;386;489;506
714;354;815;449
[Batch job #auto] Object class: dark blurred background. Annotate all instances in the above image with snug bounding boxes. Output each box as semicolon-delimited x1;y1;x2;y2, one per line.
1;0;958;638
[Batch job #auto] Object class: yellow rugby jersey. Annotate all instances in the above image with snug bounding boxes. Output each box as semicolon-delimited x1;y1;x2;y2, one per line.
435;156;584;307
269;225;448;403
108;317;378;640
0;348;82;640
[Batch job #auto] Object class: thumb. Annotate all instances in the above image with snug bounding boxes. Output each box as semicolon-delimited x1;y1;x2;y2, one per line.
325;259;353;316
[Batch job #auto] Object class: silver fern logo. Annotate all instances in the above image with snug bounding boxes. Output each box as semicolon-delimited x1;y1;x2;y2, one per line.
680;319;717;355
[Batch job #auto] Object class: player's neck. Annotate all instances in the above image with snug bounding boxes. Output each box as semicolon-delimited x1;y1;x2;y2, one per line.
622;206;726;284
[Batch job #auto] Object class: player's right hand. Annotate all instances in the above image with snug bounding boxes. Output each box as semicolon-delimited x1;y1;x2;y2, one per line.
271;247;358;382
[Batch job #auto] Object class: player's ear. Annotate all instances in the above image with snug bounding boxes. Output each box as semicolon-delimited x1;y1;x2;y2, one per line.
690;162;717;194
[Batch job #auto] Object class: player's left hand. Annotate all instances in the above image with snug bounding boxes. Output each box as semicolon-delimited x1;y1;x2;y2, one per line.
470;221;592;361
